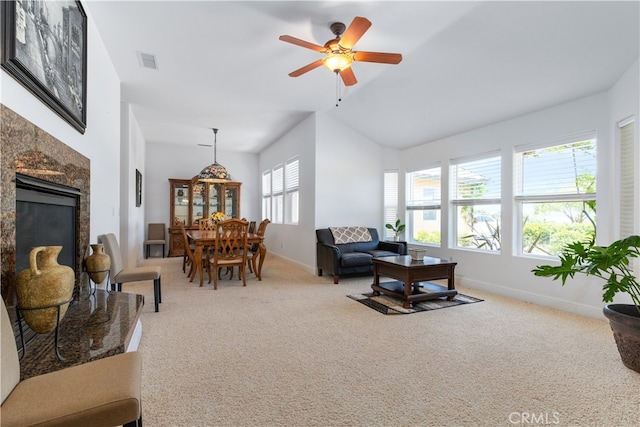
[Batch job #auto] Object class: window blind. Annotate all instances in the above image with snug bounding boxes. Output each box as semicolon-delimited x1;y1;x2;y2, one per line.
406;166;441;209
384;171;399;239
285;158;299;192
262;171;271;196
619;120;636;238
272;165;284;196
451;153;501;203
514;135;596;200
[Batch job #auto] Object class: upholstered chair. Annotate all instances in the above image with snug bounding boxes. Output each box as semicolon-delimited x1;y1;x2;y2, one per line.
144;223;166;258
0;298;143;426
98;233;162;312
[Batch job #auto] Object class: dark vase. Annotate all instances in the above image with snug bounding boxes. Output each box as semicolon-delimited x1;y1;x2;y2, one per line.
603;304;640;373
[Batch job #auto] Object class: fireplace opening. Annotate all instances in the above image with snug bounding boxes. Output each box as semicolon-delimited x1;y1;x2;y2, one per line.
15;174;81;275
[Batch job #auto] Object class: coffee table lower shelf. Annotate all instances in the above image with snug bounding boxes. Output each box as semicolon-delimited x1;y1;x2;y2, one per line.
371;280;458;309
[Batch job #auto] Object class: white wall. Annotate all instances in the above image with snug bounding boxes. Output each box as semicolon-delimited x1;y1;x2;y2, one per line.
259;113;316;270
315;114;383;229
258;112;385;272
121;105;146;266
1;8;121;245
608;59;640;239
397;60;639;319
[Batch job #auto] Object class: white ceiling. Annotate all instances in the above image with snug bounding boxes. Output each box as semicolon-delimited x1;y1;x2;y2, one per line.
84;1;639;153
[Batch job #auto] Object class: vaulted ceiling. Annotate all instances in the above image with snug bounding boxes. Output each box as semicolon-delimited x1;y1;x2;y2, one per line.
85;1;639;153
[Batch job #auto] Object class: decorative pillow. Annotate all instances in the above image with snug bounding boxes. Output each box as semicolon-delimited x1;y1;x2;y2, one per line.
329;227;372;244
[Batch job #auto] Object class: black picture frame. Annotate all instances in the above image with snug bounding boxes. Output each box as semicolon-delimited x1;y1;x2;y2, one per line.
1;0;87;133
136;169;142;207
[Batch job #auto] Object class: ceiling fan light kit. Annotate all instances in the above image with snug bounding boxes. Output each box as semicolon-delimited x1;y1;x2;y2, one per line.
279;16;402;94
323;52;352;72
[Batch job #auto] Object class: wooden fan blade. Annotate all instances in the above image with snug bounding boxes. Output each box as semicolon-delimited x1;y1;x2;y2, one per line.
288;59;324;77
340;67;357;86
353;51;403;64
279;35;327;52
339;16;371;49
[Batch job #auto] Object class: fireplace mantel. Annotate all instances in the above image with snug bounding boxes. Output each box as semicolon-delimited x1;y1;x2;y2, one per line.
0;105;90;304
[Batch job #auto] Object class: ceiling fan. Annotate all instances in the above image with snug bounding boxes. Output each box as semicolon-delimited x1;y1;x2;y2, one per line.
279;16;402;87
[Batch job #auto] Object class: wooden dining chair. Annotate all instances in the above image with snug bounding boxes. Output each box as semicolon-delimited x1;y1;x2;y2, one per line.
174;217;193;273
198;218;215;231
247;218;270;279
179;222;208;282
208;218;249;290
198;218;217;261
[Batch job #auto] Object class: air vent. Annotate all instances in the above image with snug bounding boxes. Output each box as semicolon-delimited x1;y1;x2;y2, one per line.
136;51;158;70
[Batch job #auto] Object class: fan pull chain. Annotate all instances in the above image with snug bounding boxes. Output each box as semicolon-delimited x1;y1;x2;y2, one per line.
335;72;340;107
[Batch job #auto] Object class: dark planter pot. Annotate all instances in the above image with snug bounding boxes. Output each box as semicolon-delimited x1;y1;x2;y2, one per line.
602;304;640;373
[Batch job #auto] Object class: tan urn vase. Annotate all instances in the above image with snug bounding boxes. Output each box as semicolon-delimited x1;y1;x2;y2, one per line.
85;243;111;284
16;246;75;334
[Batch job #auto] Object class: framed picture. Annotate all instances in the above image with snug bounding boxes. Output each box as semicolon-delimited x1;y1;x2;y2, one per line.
136;169;142;207
1;0;87;133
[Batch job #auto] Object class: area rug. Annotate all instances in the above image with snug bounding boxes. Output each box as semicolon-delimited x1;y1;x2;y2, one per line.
347;291;483;315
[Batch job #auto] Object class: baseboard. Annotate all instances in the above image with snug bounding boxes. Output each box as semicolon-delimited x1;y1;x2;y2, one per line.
269;253;316;275
458;276;605;320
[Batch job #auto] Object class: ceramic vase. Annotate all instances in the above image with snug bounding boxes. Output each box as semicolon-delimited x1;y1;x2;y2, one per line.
16;246;75;334
85;243;111;284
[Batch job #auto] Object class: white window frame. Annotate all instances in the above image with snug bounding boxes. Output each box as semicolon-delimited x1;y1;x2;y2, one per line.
261;170;271;221
405;165;441;246
450;151;502;252
285;157;299;225
272;164;284;224
514;131;597;258
383;170;399;240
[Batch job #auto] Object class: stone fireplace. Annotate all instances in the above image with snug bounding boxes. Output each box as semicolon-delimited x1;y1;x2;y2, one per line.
1;105;90;305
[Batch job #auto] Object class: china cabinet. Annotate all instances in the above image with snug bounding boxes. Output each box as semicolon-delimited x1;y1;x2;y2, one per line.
168;177;241;256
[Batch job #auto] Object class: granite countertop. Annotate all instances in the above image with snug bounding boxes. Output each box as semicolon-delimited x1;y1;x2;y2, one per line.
10;289;144;380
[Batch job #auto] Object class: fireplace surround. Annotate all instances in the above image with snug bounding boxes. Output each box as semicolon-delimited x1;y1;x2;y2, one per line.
1;105;90;304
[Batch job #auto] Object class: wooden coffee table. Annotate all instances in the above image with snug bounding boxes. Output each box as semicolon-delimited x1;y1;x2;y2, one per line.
372;255;457;309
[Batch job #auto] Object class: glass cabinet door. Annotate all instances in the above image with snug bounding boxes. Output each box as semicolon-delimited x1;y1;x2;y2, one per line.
172;182;190;225
192;183;205;224
208;184;221;217
225;187;238;218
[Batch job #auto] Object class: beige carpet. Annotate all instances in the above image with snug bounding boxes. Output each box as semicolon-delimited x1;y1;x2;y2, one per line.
122;256;640;427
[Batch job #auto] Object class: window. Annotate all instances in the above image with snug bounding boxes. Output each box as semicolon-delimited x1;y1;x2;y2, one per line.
406;166;441;245
383;171;399;240
514;132;596;257
285;157;299;224
263;155;300;225
261;171;271;220
451;153;501;251
272;165;284;224
619;118;636;239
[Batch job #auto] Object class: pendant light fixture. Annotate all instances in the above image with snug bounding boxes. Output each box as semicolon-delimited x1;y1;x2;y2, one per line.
198;128;231;182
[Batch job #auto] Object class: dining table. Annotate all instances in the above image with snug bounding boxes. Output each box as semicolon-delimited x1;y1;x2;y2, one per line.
186;230;266;287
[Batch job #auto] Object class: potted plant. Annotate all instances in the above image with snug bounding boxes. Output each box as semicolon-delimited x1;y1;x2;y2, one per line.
532;235;640;373
385;219;405;241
